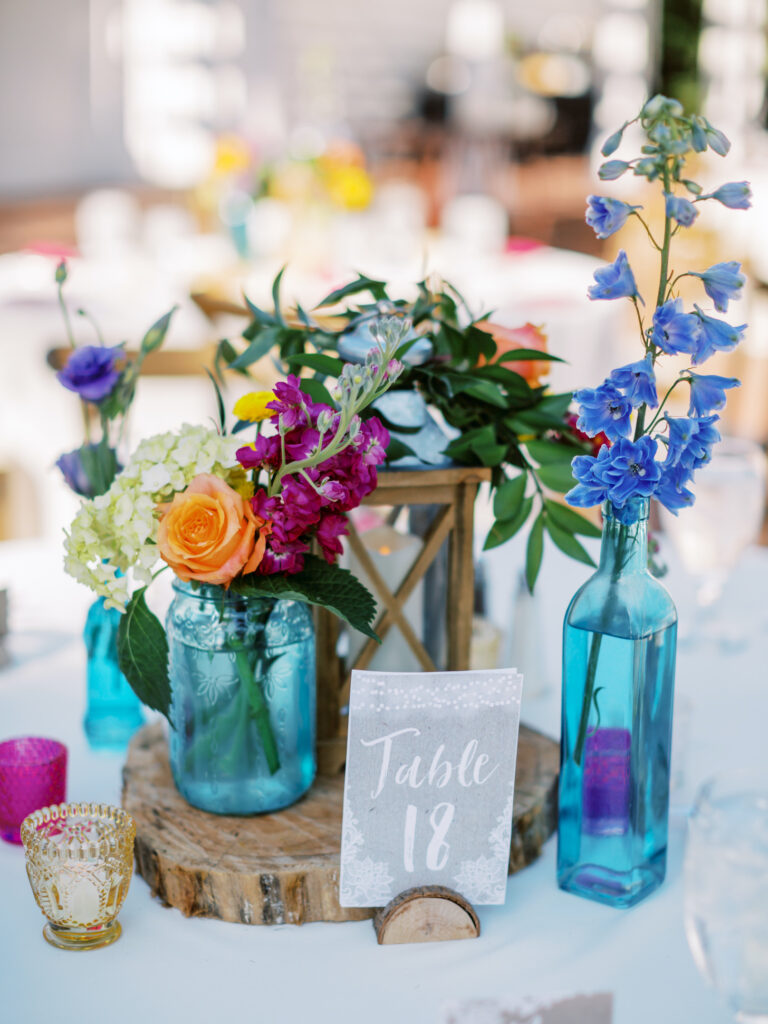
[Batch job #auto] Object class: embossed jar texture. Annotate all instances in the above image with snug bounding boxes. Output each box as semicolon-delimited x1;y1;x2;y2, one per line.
166;580;316;814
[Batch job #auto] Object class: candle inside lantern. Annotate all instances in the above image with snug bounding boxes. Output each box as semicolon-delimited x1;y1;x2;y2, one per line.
347;524;425;673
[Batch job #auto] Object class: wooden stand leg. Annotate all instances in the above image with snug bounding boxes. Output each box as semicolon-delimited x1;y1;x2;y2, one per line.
373;886;480;944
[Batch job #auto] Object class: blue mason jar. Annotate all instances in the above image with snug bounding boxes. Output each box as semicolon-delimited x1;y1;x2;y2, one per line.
558;497;677;908
83;596;144;750
166;580;316;815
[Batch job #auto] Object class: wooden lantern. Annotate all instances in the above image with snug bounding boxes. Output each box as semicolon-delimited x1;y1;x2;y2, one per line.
315;465;491;775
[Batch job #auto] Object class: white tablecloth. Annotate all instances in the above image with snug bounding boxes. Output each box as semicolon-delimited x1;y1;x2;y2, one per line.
2;536;766;1024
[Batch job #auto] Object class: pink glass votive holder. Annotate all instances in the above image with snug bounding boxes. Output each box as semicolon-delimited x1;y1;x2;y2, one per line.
0;738;68;844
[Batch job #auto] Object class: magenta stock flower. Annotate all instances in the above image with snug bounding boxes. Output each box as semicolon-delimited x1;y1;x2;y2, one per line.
316;514;348;564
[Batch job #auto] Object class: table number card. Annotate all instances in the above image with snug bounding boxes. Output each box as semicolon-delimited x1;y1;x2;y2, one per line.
339;668;524;908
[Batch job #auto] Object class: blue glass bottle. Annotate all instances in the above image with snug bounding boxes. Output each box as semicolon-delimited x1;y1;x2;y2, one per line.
166;581;316;815
83;597;144;750
558;497;677;908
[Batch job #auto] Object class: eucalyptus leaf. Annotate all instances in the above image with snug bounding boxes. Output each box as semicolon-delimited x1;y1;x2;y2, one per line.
271;265;287;325
493;472;527;520
525;513;545;592
544;499;602;538
483;496;533;550
315;275;388;308
298;378;336;407
495;348;565;364
536;462;576;493
286;352;344;377
231;327;283;370
205;368;227;434
545;518;596;567
117;588;171;718
525;439;580;465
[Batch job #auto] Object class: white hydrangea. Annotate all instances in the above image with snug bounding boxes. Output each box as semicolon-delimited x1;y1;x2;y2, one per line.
64;425;245;612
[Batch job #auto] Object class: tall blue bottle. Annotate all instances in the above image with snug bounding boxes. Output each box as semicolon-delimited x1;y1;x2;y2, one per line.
83;596;144;749
558;497;677;908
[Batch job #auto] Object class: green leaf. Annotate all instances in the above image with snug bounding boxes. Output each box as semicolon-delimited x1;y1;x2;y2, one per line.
117;588;171;718
286;352;344;377
545;518;596;567
271;265;287;325
205;368;227;434
525;512;545;592
536;462;576;493
230;327;283;370
140;307;177;355
384;437;417;462
495;348;565;364
215;337;247;380
483;496;533;550
458;378;508;408
544;499;602;538
232;554;380;640
525;439;580;465
315;275;388;308
473;442;509;467
493;473;527;520
298;377;336;407
243;292;280;327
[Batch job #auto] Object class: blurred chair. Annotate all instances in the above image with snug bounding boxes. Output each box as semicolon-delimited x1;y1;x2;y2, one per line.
46;345;218;377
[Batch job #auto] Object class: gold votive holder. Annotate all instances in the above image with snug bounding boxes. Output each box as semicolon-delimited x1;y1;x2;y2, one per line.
21;802;135;951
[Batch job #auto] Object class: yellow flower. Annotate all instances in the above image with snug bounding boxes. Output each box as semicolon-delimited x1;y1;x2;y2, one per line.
325;166;374;211
233;391;275;422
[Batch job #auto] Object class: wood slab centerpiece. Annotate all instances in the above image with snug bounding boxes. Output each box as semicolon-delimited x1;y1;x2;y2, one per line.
122;722;557;926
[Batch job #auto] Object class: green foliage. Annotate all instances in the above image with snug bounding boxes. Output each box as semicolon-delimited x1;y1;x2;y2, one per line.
117;588;171;718
232;554;380;641
217;272;591;587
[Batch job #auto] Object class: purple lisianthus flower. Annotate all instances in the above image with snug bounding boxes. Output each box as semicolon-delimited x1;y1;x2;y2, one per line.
708;181;752;210
609;356;658;409
588;250;642;303
574;382;633;441
566;435;661;508
56;447;96;497
56;345;122;403
664;192;698;227
690;261;745;313
687;373;740;417
651;298;700;356
585;196;640;239
692;305;746;364
656;461;695;514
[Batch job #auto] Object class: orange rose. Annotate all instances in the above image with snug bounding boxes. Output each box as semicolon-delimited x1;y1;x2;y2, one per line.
156;474;270;586
477;322;549;387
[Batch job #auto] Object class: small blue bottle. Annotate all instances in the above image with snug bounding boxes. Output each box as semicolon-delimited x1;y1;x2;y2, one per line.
558;497;677;907
83;596;144;750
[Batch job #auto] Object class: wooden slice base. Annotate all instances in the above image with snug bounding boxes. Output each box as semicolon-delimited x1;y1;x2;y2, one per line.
122;722;558;926
374;886;480;944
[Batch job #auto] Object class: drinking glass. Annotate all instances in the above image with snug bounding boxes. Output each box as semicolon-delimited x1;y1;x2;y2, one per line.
0;737;67;844
660;436;766;644
684;776;768;1021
